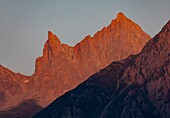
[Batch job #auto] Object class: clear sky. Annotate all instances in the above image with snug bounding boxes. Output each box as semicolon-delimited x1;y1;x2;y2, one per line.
0;0;170;75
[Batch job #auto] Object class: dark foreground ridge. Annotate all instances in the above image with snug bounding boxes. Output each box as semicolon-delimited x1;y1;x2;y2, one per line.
33;20;170;118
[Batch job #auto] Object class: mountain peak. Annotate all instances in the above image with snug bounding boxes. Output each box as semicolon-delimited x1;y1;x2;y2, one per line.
115;12;129;23
109;12;143;32
0;13;151;115
117;12;126;19
48;30;54;39
48;31;61;44
33;20;170;118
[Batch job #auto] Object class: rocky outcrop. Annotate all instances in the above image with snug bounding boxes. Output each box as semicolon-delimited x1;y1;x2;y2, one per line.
33;20;170;118
0;12;150;116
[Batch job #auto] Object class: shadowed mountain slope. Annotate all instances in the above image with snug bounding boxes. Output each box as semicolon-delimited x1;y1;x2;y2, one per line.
0;99;42;118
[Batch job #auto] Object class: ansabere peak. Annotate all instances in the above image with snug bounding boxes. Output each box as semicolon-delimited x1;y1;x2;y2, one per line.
117;12;126;19
33;19;170;118
27;12;151;107
47;12;138;47
0;12;151;118
48;30;60;43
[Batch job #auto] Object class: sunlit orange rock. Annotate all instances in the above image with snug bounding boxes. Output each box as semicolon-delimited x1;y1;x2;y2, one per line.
33;20;170;118
33;12;151;107
0;12;151;112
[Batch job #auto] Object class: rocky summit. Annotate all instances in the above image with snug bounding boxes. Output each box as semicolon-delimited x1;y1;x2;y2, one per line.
33;20;170;118
0;12;151;117
33;12;150;107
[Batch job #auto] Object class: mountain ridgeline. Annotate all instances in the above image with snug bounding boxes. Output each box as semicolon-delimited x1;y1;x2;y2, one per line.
33;12;150;107
0;12;151;118
0;12;150;109
33;20;170;118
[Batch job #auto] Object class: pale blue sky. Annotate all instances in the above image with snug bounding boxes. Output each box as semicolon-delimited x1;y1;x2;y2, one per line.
0;0;170;75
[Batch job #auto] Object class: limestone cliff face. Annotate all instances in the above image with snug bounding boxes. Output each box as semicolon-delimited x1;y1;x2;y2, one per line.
33;12;151;107
74;13;150;72
0;13;150;110
33;20;170;118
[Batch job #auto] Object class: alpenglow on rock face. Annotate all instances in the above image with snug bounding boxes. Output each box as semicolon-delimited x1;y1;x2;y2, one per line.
33;20;170;118
33;12;150;106
0;13;150;116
